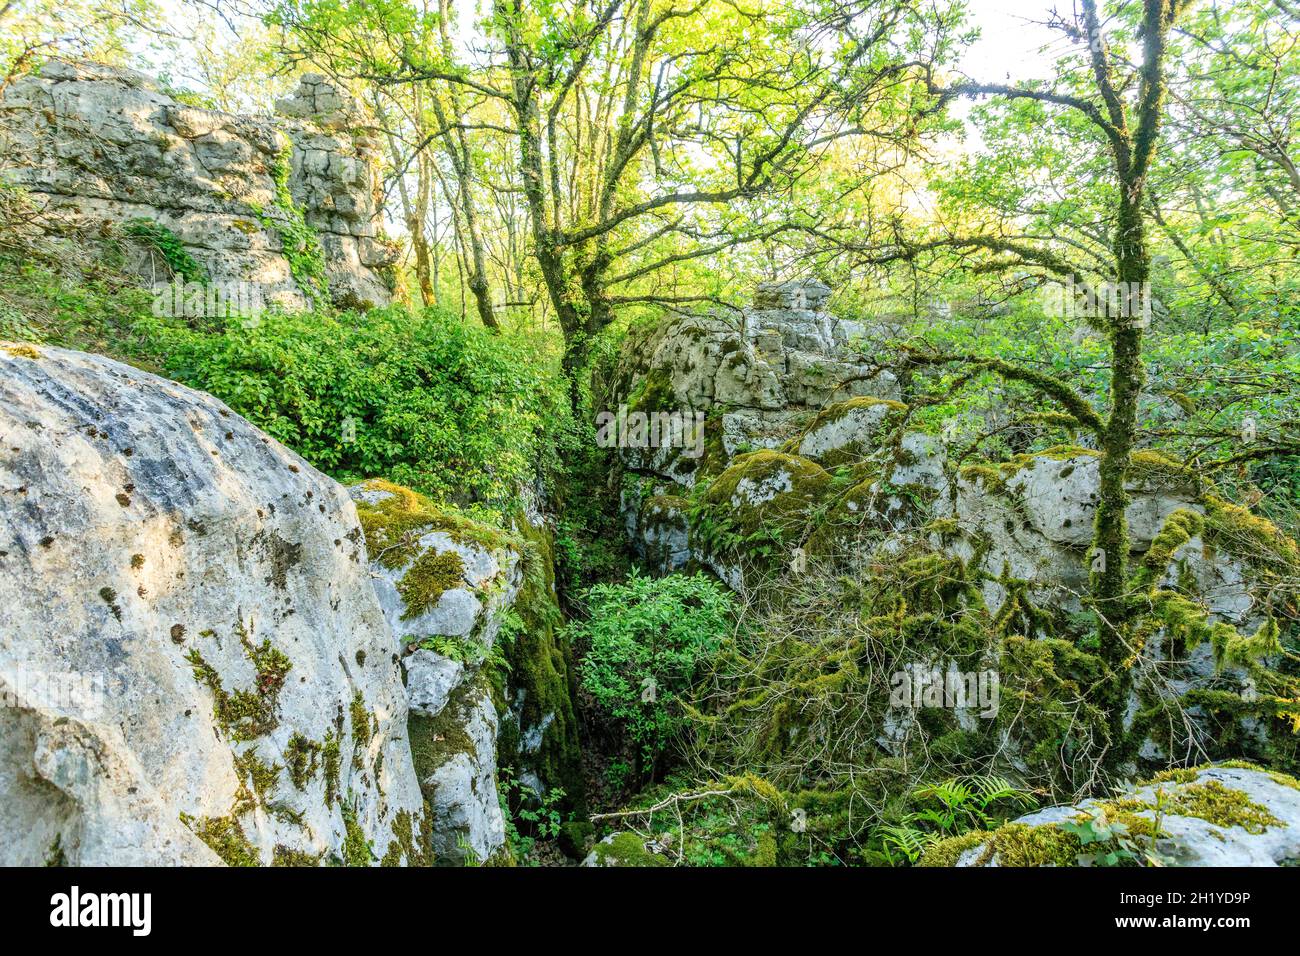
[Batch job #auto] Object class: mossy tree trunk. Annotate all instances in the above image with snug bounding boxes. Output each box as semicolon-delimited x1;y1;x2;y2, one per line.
920;0;1183;770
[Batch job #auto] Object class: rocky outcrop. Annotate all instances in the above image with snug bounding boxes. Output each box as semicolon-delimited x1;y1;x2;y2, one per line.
610;281;1284;626
608;281;1299;773
349;479;583;864
930;764;1300;867
0;62;396;310
610;279;900;570
0;342;424;865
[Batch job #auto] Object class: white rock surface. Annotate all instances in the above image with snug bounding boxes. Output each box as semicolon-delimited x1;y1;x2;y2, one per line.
1007;454;1199;550
957;766;1300;867
420;683;506;865
797;400;894;462
0;343;424;865
0;62;395;310
404;649;465;719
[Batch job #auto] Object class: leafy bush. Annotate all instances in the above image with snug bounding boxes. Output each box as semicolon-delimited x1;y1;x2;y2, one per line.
573;572;735;768
123;218;207;285
142;305;568;509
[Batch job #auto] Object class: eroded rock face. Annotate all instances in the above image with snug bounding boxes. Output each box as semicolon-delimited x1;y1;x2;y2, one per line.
349;479;584;863
609;281;1272;631
0;343;424;866
611;280;899;559
949;765;1300;867
413;680;506;866
348;479;520;864
0;62;396;310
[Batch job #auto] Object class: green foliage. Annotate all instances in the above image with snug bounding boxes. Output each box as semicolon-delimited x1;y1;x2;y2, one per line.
573;572;735;768
141;305;568;509
879;775;1035;866
497;769;567;865
1058;808;1150;867
248;145;328;303
122;218;207;285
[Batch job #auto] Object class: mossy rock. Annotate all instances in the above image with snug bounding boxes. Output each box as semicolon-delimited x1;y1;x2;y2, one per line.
582;831;670;867
931;764;1300;867
352;478;519;570
795;396;907;467
689;450;832;571
498;514;585;812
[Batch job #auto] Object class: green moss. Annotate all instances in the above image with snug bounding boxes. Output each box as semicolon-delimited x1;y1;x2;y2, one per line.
591;832;669;867
975;821;1079;866
379;808;432;867
957;463;1010;493
180;812;260;867
340;801;374;867
798;397;908;466
408;689;477;777
349;690;376;770
97;586;122;621
1202;495;1300;573
626;366;675;415
184;621;292;742
247;142;328;303
44;834;66;867
354;479;518;570
557;821;595;859
322;731;342;807
1139;780;1280;834
285;732;321;789
1128;449;1197;491
397;549;466;619
1215;760;1300;790
233;749;282;804
689;450;832;568
272;845;324;867
918;830;989;867
498;513;585;811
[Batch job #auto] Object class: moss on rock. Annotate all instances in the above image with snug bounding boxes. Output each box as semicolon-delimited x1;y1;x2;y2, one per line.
590;831;670;867
353;478;518;570
689;450;832;569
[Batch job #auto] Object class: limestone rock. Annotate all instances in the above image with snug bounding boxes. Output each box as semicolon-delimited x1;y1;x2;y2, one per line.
797;397;904;466
404;649;465;719
349;479;521;651
0;343;424;866
0;60;394;311
410;680;506;866
580;831;670;867
351;480;584;852
949;766;1300;867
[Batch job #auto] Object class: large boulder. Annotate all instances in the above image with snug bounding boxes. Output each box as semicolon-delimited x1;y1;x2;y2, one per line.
410;679;506;866
0;343;425;866
927;764;1300;867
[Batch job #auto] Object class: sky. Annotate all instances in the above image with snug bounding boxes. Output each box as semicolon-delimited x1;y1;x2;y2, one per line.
147;0;1069;99
957;0;1072;86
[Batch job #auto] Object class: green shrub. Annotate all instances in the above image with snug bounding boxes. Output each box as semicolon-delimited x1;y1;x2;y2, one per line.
572;572;735;768
123;219;207;285
142;305;568;509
